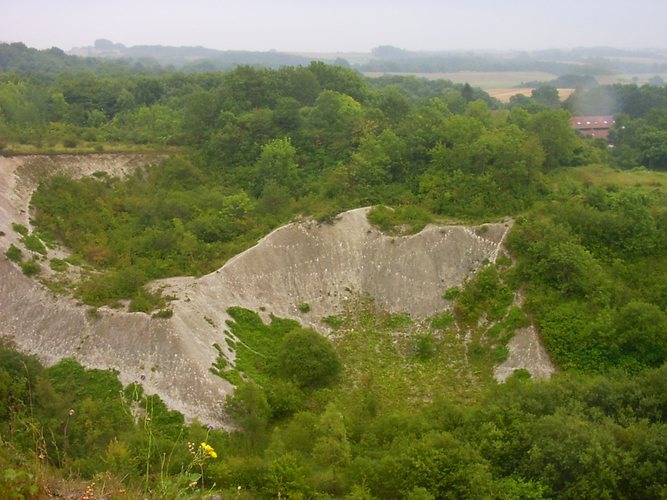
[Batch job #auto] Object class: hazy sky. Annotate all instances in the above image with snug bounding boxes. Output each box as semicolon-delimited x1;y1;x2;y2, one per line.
4;0;666;53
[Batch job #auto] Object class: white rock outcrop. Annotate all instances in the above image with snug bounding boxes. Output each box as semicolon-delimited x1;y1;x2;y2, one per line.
0;155;553;424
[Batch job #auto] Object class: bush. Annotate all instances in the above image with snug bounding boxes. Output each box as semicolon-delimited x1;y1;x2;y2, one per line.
21;234;47;255
20;259;41;276
49;258;67;272
265;380;305;419
0;469;38;499
368;204;433;234
129;289;158;313
152;309;173;319
273;328;341;388
62;134;78;148
367;205;394;232
11;223;28;236
431;311;454;329
5;244;22;263
414;332;437;361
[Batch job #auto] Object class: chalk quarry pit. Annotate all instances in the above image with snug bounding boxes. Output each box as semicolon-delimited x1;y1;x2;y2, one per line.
0;155;554;424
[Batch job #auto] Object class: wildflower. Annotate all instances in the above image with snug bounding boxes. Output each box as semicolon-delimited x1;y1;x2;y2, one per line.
68;409;75;417
200;442;218;459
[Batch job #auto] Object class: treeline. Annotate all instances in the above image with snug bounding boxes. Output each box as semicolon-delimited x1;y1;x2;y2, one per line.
0;42;321;75
0;42;154;75
360;52;611;76
10;41;667;80
367;45;667;75
76;39;324;71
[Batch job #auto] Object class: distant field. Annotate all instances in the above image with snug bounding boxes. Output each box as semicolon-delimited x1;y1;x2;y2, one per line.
488;87;577;103
365;69;667;94
596;73;667;85
363;71;559;89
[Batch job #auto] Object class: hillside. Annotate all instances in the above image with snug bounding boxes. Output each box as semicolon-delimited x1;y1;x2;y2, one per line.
1;56;666;497
0;154;553;425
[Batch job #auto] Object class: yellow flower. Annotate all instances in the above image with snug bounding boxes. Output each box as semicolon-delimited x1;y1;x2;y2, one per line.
199;442;217;459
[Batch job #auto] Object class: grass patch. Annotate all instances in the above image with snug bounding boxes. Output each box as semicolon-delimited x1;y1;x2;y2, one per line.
221;307;300;386
547;164;667;196
5;244;22;263
367;205;433;235
20;259;41;276
431;311;455;330
331;295;484;409
11;223;28;236
49;258;68;272
210;343;228;378
151;309;173;319
321;315;344;329
21;234;47;255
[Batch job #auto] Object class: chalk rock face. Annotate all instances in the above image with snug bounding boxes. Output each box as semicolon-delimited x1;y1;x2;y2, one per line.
0;155;550;425
160;208;512;335
0;155;231;424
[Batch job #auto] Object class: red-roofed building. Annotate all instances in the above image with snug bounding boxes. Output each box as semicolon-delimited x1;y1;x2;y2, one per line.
571;115;615;140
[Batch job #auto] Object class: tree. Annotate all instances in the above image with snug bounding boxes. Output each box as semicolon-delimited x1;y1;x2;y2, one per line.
303;90;364;164
312;403;351;490
377;85;411;124
254;137;300;196
526;109;578;168
273;328;341;388
531;86;560;109
225;382;271;450
613;301;667;368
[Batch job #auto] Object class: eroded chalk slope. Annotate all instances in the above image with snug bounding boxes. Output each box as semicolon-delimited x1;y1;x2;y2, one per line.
0;155;554;424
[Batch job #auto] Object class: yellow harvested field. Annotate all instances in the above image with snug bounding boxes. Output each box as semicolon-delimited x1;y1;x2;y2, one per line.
487;87;576;103
487;88;532;102
363;71;558;88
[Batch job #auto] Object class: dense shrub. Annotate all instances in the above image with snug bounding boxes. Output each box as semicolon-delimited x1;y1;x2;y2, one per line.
273;328;341;388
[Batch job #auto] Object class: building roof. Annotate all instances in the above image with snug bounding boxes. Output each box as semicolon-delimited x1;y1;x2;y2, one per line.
571;115;615;130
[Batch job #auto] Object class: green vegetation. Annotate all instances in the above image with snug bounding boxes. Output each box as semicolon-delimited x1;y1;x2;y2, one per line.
274;328;341;388
19;258;41;276
507;182;667;372
2;49;667;497
17;62;607;310
4;244;22;263
49;258;67;272
20;234;47;255
11;223;28;236
367;204;433;234
2;288;666;498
